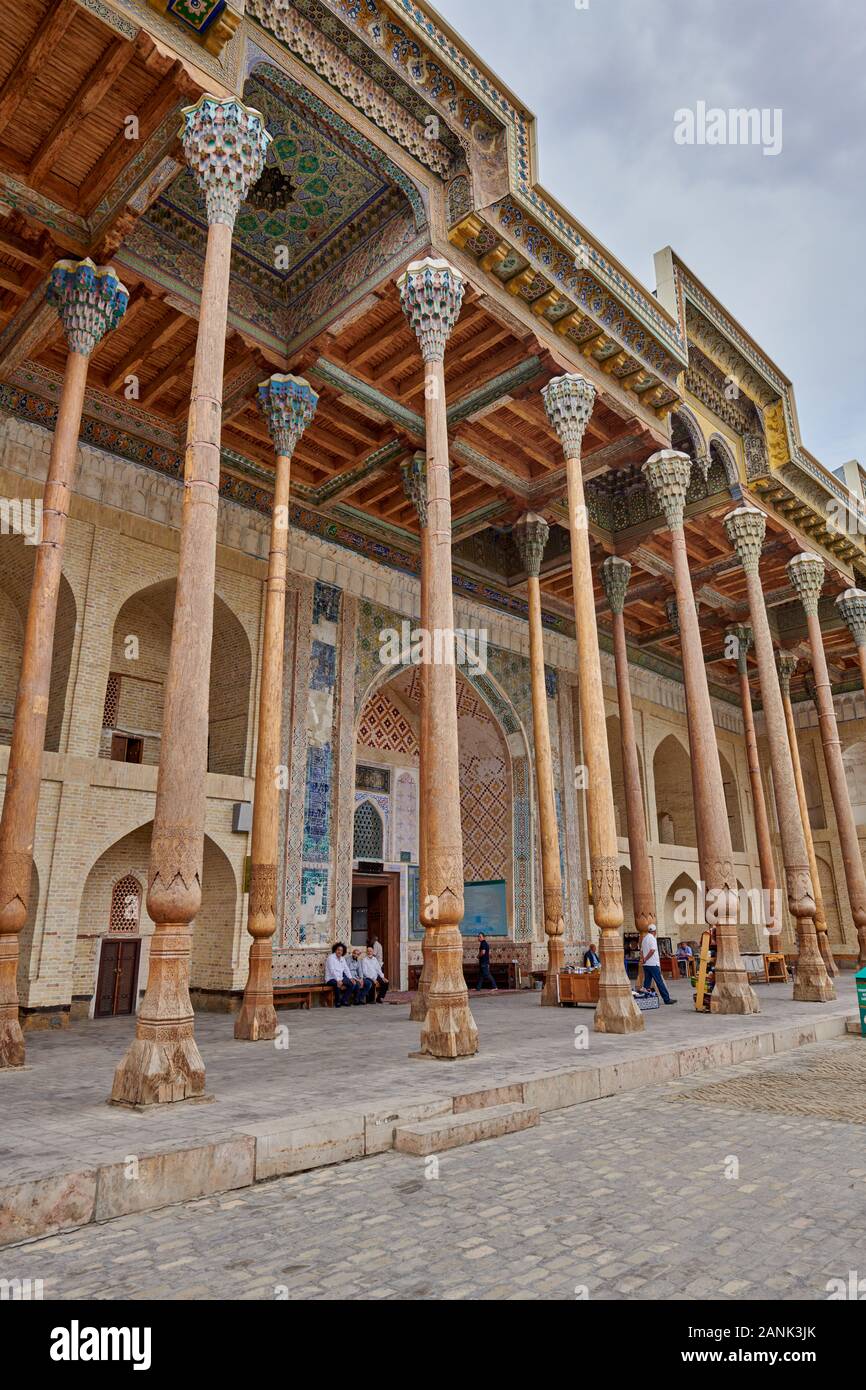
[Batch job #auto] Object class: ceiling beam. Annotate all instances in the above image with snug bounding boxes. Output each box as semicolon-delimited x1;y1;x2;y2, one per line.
29;36;137;185
0;0;79;139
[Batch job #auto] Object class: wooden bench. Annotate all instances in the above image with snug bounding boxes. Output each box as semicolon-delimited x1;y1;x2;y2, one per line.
408;961;519;991
273;981;333;1010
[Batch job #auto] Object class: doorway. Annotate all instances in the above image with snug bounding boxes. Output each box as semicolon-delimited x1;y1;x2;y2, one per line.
95;938;141;1017
351;872;400;982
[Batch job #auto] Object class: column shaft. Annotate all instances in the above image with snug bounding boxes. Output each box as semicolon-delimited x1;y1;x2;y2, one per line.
0;350;88;1066
235;453;291;1040
410;484;430;1022
527;570;565;1003
419;354;477;1056
779;676;836;974
805;610;866;964
736;663;780;950
610;600;657;948
565;462;641;1032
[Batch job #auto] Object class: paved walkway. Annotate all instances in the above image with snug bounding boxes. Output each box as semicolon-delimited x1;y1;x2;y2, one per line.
9;1037;864;1300
2;976;856;1185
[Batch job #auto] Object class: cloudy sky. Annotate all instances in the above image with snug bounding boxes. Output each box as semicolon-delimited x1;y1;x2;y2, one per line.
433;0;865;468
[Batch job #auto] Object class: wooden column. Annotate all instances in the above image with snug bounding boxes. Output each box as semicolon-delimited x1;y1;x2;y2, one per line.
644;453;758;1013
235;375;318;1040
789;552;866;966
111;97;270;1104
543;376;642;1034
0;258;128;1068
513;514;565;1005
724;510;833;999
726;622;781;951
400;453;431;1022
600;557;658;976
397;258;477;1058
777;652;837;975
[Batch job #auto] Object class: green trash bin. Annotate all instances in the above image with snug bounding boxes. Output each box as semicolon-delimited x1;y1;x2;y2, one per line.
857;966;866;1037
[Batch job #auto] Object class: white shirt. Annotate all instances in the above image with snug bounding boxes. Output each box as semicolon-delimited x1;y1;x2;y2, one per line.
641;933;660;969
325;952;350;983
361;955;384;981
371;940;383;963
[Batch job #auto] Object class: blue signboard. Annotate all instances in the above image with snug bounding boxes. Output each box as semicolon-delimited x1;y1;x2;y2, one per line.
461;879;508;937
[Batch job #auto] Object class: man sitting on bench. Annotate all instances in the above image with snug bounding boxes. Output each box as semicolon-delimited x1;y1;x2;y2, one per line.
361;944;389;1003
325;942;356;1007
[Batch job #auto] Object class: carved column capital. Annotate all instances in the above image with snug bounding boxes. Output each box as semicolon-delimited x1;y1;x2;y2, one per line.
724;504;766;575
513;512;550;578
181;95;271;228
400;452;428;529
397;257;465;362
836;587;866;648
726;623;752;674
47;258;128;357
666;595;679;634
787;551;825;616
600;555;632;615
541;373;596;458
803;667;819;705
256;374;318;457
642;449;692;530
776;650;798;696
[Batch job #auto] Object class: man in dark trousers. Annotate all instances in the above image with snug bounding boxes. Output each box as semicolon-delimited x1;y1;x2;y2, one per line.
476;932;498;991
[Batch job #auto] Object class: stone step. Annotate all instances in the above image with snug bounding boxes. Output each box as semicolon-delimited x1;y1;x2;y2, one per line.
394;1102;539;1155
846;1018;863;1036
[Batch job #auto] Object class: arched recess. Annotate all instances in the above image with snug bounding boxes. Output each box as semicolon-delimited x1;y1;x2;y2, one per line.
620;863;634;938
708;434;739;488
75;822;240;1013
653;734;697;847
671;406;707;469
842;739;866;825
664;870;700;940
354;655;534;941
718;751;745;853
102;579;251;775
606;714;645;839
354;798;385;862
800;740;826;830
0;533;76;751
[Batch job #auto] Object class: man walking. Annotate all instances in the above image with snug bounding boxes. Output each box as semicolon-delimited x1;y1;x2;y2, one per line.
640;925;677;1005
476;932;498;991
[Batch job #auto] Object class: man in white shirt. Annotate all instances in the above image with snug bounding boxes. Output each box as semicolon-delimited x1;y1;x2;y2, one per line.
361;945;389;1003
640;926;676;1005
325;942;355;1007
369;935;383;965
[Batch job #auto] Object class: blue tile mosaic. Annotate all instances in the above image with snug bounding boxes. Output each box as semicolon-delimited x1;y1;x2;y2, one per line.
310;639;336;692
303;743;333;859
313;581;342;626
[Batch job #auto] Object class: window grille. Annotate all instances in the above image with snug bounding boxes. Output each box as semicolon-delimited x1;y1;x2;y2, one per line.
102;673;120;729
353;801;384;861
109;874;142;933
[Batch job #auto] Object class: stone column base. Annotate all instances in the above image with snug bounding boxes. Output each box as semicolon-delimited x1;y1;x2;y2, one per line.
540;935;564;1006
419;993;479;1058
595;981;644;1033
0;1017;25;1068
109;1033;206;1107
711;973;760;1013
793;965;836;1002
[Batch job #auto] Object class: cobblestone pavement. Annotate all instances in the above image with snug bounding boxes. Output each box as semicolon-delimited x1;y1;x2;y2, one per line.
9;1038;865;1302
3;978;856;1183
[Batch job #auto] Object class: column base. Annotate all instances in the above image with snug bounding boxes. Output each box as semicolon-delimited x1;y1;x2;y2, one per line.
234;1003;278;1041
540;935;564;1006
419;994;479;1058
793;965;836;1003
594;982;644;1033
110;1032;206;1107
711;974;760;1014
409;953;430;1022
0;1016;25;1068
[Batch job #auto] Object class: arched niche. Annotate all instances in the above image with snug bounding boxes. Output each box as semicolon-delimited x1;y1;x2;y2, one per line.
653;734;697;848
0;533;77;752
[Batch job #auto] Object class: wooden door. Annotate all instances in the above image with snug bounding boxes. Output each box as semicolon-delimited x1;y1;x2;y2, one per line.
368;887;388;973
95;939;140;1017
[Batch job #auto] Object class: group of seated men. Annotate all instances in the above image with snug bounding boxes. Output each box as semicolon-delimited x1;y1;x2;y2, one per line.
324;941;389;1006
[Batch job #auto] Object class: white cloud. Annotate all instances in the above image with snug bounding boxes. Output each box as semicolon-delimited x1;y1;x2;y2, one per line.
433;0;866;463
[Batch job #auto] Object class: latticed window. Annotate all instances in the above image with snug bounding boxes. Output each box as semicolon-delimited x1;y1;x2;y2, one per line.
102;673;120;729
354;800;384;861
109;874;142;933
